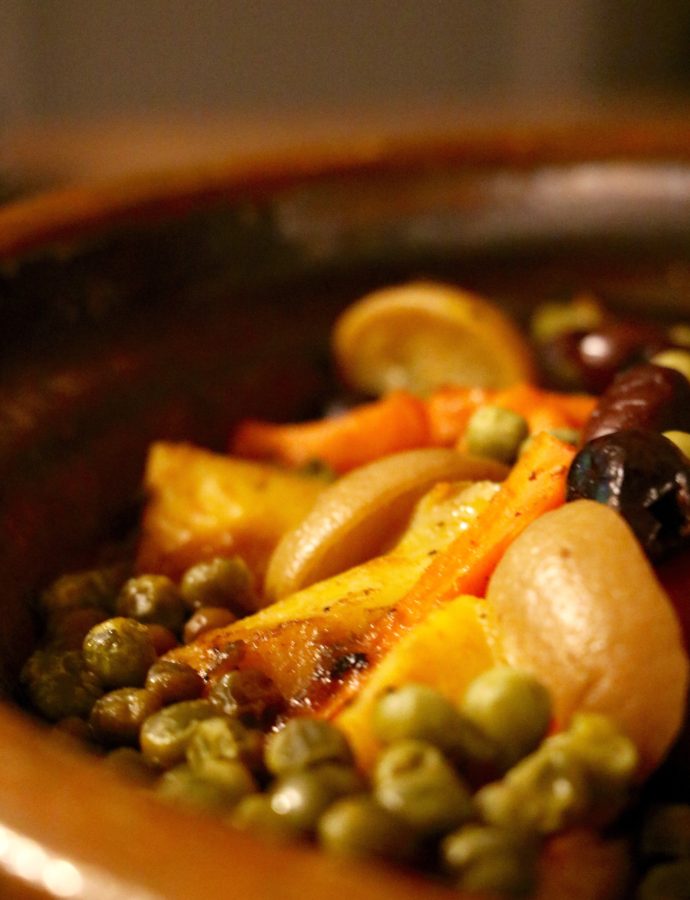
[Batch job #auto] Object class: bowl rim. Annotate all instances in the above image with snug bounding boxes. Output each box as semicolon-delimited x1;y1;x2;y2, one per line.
4;119;690;261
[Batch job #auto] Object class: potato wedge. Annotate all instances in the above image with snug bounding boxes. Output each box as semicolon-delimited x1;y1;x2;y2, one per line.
135;442;326;590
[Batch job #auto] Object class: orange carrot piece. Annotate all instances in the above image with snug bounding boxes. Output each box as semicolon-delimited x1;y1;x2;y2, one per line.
427;386;492;445
493;383;595;429
382;431;576;633
319;431;576;720
428;383;596;447
231;390;431;474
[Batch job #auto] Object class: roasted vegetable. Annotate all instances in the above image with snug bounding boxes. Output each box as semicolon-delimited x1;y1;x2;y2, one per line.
486;499;689;775
136;442;326;591
265;447;507;601
169;478;501;710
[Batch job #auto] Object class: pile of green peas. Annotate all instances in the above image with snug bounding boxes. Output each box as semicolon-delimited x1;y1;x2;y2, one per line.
19;561;690;898
21;556;261;739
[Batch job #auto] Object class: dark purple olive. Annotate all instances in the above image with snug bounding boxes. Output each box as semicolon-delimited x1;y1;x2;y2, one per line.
566;429;690;560
540;321;666;393
583;363;690;443
575;320;667;393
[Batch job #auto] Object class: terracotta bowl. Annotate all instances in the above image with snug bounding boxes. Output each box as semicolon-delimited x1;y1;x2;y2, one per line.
3;124;690;899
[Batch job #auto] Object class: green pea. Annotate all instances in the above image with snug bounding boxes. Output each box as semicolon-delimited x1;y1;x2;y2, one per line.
465;406;529;464
157;763;253;814
180;557;257;615
458;855;538;897
186;717;264;776
183;607;237;644
550;712;638;807
372;683;493;765
82;618;156;688
269;764;365;832
641;805;690;863
264;718;353;777
52;716;94;745
636;859;690;899
317;796;420;863
89;688;162;747
116;575;186;633
231;794;302;842
373;739;472;835
373;683;462;748
475;743;590;836
208;669;283;728
193;753;257;796
103;747;158;785
45;607;107;652
140;699;216;768
39;564;129;617
21;649;103;721
460;667;551;770
145;659;205;705
442;824;538;897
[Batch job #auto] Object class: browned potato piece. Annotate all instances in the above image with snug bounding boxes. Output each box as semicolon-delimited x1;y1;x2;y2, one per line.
136;442;326;593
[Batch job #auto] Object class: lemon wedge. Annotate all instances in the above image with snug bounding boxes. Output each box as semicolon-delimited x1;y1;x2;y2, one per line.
332;281;536;397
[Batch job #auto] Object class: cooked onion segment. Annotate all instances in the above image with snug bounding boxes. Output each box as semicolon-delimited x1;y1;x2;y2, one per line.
487;499;689;776
265;448;507;601
332;281;537;397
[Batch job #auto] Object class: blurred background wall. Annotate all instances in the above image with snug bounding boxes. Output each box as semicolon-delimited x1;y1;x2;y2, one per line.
1;0;689;188
3;0;689;125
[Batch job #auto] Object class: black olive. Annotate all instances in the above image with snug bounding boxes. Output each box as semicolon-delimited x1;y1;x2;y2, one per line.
566;429;690;560
583;363;690;443
539;321;667;393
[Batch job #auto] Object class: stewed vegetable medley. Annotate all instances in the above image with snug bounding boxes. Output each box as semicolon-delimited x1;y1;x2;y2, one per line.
20;282;690;898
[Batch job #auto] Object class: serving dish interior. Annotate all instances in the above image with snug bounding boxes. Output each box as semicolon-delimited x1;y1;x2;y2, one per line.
2;142;690;897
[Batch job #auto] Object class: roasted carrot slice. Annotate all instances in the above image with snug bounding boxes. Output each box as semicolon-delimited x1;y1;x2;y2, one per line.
389;431;575;629
428;383;595;447
231;390;431;474
493;383;596;433
426;386;492;445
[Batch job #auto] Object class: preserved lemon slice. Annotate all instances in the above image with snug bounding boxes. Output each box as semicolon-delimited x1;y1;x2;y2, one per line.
333;281;536;397
265;447;507;601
